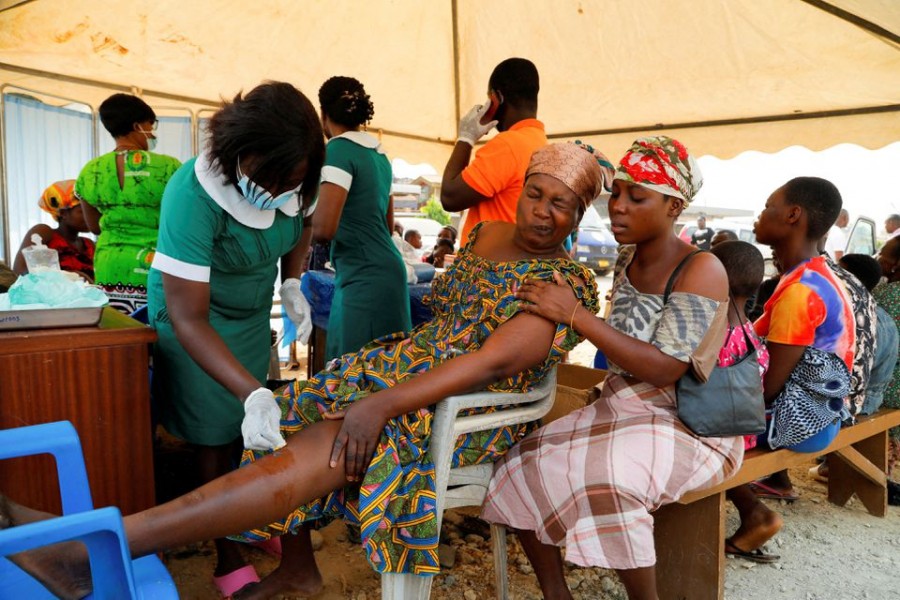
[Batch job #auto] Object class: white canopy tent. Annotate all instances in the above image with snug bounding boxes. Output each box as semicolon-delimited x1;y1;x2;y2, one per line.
0;0;898;256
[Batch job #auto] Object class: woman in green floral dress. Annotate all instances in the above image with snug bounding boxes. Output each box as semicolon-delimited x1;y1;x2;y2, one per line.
75;93;181;313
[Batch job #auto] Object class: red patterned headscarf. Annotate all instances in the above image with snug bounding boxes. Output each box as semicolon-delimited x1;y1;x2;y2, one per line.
525;142;615;211
614;136;702;206
37;180;78;220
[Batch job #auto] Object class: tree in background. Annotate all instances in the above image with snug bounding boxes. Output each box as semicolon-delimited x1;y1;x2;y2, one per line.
422;197;451;225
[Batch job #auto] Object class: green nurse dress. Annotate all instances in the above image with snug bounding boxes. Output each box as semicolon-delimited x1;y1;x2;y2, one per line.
75;149;181;313
235;222;600;575
320;132;411;359
147;153;312;446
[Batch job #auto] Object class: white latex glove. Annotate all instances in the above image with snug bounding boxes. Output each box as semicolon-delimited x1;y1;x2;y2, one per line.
242;387;286;451
457;103;498;146
280;277;312;345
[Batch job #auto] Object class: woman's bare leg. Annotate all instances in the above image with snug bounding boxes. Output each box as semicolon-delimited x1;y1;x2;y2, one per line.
726;485;783;552
616;566;659;600
233;526;323;600
193;441;247;577
126;418;348;556
5;418;351;598
514;528;572;600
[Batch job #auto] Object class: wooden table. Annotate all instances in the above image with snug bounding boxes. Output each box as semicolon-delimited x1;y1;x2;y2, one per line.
0;307;157;515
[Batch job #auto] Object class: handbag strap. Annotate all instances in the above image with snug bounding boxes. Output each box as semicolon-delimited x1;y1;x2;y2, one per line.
662;249;704;304
728;293;757;350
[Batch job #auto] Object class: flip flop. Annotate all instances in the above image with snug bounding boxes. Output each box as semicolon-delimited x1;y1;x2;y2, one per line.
212;564;260;598
749;480;799;503
725;538;780;564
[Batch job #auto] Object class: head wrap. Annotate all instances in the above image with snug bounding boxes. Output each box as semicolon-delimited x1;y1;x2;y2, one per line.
614;136;702;205
525;142;614;211
38;180;78;219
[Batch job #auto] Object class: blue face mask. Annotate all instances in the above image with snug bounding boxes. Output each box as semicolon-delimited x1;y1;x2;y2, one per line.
137;128;157;152
236;164;301;210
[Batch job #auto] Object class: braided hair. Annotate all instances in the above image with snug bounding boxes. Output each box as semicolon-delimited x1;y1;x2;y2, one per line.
318;76;374;128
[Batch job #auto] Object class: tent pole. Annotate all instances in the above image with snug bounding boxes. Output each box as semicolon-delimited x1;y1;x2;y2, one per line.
546;104;900;140
0;92;7;262
0;63;219;108
451;0;461;131
798;0;900;46
0;0;37;16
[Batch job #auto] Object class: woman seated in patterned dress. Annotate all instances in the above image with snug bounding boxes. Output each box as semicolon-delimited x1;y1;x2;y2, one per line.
13;180;95;281
482;136;743;600
1;142;612;600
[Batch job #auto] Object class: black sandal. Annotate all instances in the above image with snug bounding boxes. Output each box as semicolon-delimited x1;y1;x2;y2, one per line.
725;537;780;564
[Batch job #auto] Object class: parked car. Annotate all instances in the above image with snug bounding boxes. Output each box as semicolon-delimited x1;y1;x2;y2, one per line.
394;214;447;251
574;206;618;277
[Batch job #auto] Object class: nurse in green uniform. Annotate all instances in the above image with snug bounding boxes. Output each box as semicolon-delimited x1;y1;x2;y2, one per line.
75;93;181;313
147;82;324;598
313;76;412;360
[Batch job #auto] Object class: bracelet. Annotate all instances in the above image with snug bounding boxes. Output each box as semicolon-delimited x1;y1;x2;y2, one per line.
568;303;579;331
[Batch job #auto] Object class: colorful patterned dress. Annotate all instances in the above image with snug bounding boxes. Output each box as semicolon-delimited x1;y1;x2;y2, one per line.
235;223;599;575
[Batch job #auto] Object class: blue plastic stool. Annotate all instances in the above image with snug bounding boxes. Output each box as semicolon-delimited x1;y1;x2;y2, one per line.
0;421;178;599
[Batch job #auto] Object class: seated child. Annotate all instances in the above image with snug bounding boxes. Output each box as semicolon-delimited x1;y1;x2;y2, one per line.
712;241;783;563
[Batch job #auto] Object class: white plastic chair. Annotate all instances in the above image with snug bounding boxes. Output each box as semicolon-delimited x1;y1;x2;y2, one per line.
381;367;557;600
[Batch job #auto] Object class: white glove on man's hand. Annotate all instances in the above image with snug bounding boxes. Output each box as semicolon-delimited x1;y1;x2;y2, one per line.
457;103;498;146
280;278;312;345
242;387;286;451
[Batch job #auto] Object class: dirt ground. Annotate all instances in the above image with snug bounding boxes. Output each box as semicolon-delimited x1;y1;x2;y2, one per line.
160;342;900;600
160;274;900;599
162;463;900;600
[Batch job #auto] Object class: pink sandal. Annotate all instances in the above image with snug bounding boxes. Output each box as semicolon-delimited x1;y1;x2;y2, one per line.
212;564;260;598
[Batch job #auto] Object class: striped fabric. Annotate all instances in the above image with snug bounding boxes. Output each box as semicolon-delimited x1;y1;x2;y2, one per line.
231;222;599;575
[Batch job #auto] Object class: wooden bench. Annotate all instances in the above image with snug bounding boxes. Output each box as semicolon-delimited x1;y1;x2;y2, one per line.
652;408;900;600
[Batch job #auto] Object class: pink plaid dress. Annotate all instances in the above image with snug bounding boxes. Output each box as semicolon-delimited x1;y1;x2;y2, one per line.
481;247;744;569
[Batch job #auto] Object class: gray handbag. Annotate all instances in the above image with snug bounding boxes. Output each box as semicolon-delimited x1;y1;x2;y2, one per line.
663;251;767;437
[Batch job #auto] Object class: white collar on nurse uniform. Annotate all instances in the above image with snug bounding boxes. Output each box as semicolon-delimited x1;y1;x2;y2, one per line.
329;131;386;154
194;151;300;230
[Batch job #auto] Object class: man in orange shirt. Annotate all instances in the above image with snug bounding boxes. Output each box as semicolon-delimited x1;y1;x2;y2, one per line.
441;58;547;242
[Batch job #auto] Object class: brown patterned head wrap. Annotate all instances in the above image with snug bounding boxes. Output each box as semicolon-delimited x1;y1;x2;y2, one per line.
525;142;614;211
